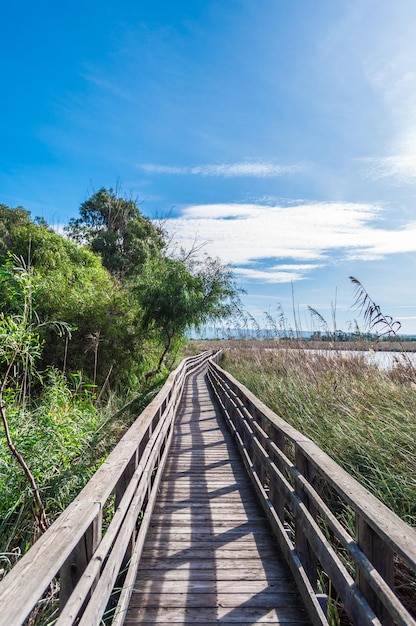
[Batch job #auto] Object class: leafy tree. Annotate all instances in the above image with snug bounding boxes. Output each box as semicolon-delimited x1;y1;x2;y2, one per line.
1;201;242;386
0;205;33;259
137;255;241;375
65;188;165;279
0;206;147;387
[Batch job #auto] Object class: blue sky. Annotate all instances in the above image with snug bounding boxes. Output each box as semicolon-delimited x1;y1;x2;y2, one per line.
2;0;416;333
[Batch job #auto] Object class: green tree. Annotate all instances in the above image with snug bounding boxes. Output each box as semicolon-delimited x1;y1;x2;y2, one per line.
65;187;165;279
137;255;241;375
0;204;33;260
1;202;242;387
0;206;147;387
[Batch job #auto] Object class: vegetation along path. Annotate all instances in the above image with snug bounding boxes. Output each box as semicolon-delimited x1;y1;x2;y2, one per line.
125;370;311;625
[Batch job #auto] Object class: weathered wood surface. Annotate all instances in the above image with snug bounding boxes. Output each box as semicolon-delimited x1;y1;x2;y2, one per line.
207;357;416;626
125;372;312;625
0;351;213;626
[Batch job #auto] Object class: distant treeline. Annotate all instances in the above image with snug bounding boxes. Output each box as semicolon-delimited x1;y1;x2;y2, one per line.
191;327;416;343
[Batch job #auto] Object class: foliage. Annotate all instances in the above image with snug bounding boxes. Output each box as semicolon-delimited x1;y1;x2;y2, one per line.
1;199;241;385
0;368;95;551
0;207;148;387
350;276;402;338
0;260;71;538
137;255;241;373
0;197;241;558
65;187;165;279
0;364;161;559
0;205;33;260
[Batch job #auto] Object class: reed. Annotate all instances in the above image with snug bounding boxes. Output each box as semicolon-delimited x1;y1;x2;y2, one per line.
0;369;159;569
196;339;416;527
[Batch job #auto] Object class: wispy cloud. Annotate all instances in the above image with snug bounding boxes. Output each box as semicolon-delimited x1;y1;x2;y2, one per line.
360;132;416;184
141;161;299;177
357;6;416;185
163;201;416;283
235;264;322;283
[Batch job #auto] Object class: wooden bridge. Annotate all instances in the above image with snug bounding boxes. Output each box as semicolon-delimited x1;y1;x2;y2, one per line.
1;351;415;625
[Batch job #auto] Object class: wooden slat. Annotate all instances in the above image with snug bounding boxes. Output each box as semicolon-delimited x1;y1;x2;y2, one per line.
209;360;416;570
125;606;311;624
125;371;312;625
0;351;214;625
0;501;101;626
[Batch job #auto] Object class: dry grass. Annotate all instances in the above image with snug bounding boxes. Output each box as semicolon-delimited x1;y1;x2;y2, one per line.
191;339;416;624
193;339;416;526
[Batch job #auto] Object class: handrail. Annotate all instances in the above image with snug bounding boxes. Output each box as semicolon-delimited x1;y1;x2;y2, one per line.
207;355;416;626
0;351;213;626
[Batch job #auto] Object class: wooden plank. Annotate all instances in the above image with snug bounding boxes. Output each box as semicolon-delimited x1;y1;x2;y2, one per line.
146;524;268;534
145;512;266;522
136;568;295;581
125;606;311;624
140;547;283;560
126;371;312;625
157;479;254;487
356;516;395;625
0;501;100;626
130;591;303;608
154;491;254;500
123;619;304;626
145;532;277;544
153;501;257;512
138;557;299;572
151;501;258;510
133;580;296;594
60;512;101;610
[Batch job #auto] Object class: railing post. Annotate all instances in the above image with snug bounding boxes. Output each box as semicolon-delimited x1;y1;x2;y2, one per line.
115;454;137;509
269;426;286;522
60;510;102;611
115;453;138;569
250;404;266;487
356;515;394;625
295;448;318;591
230;389;242;438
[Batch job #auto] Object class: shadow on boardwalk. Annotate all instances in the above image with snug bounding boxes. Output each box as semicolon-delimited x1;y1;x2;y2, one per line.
125;371;311;625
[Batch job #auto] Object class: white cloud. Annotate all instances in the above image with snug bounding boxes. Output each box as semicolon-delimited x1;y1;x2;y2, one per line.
345;219;416;259
358;8;416;184
361;132;416;184
235;264;322;283
163;201;416;282
270;264;323;271
140;161;299;177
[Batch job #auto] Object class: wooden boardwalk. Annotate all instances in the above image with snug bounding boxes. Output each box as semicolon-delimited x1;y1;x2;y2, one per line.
125;371;312;625
2;352;415;625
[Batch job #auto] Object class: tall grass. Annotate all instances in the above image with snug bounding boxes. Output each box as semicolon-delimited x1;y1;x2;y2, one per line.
0;367;160;570
199;340;416;526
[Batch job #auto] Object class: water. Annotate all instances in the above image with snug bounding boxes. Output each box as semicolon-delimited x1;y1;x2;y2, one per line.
291;348;416;370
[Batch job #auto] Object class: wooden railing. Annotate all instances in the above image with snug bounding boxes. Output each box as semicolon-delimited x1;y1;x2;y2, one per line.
0;351;213;626
2;350;416;626
207;355;416;626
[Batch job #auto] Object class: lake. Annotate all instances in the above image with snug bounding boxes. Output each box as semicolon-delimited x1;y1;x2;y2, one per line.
288;348;416;370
